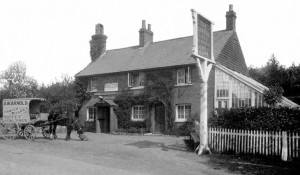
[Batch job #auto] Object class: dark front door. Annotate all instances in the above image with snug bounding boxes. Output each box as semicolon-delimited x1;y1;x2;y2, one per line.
154;104;165;133
98;106;110;133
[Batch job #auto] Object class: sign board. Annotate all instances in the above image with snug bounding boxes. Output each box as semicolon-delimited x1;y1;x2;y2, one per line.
2;99;31;123
104;83;118;92
191;9;214;62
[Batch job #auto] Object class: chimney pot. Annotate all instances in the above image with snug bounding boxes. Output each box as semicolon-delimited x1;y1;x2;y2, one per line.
229;4;233;11
142;20;146;29
148;24;151;31
95;24;104;35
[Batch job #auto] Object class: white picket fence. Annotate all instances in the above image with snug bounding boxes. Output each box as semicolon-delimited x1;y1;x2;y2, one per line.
208;128;300;160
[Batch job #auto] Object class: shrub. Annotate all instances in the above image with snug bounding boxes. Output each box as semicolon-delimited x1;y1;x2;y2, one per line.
210;107;300;131
113;90;151;133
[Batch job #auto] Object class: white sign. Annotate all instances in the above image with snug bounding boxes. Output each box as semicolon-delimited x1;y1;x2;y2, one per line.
104;83;118;92
3;99;31;123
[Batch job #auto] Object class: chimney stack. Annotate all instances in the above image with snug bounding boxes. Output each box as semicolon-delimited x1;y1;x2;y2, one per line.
226;4;237;31
139;20;153;47
90;23;107;62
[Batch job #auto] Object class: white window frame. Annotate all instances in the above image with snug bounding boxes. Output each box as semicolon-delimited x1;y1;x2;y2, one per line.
177;67;191;85
175;104;191;122
214;68;264;109
131;105;146;121
128;72;145;88
87;107;96;121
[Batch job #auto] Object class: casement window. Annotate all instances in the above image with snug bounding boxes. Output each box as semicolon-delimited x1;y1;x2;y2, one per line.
87;77;97;91
175;104;191;122
87;107;96;121
131;105;146;121
128;72;145;88
177;67;191;85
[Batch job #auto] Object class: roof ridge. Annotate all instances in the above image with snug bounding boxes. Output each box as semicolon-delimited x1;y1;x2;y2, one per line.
106;31;233;52
106;36;193;52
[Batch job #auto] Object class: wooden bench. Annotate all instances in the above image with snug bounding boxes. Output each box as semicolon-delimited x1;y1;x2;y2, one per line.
190;132;200;151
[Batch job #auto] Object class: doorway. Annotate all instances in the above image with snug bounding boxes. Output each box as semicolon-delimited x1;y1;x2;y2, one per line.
154;103;165;133
97;106;110;133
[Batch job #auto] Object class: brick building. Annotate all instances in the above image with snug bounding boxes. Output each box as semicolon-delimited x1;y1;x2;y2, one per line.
75;5;298;133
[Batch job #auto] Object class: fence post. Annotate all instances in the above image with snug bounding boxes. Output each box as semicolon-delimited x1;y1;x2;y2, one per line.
282;131;288;161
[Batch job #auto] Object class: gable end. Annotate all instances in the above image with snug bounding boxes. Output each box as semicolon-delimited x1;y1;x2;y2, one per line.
216;31;248;75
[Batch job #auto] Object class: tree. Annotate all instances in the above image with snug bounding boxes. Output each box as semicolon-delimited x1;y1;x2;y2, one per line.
0;61;39;117
263;85;284;106
39;74;77;116
0;61;38;98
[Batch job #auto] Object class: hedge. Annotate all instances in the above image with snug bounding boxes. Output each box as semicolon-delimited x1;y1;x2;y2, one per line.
209;107;300;131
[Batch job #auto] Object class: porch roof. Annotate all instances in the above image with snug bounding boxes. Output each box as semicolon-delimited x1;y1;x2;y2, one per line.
86;96;117;107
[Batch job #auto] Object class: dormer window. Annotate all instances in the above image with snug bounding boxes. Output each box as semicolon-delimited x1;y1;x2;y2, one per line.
128;72;145;88
177;67;191;85
87;77;97;92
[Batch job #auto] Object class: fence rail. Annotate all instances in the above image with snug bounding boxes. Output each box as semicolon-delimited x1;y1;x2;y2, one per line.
208;128;300;160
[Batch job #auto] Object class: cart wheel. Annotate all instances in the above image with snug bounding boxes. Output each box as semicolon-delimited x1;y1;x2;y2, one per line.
0;119;19;140
42;127;50;138
24;125;36;141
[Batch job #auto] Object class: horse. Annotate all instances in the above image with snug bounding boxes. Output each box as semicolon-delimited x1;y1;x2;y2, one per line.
47;112;88;141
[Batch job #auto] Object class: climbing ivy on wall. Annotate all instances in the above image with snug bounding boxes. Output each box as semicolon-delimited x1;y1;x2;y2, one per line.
113;70;176;133
113;90;151;131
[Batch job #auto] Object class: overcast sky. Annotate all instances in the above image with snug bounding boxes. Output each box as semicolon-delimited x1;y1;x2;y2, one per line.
0;0;299;84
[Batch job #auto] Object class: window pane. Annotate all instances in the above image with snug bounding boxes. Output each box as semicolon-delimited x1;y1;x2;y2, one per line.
185;105;191;118
177;69;185;84
132;106;145;120
177;105;191;120
139;73;145;86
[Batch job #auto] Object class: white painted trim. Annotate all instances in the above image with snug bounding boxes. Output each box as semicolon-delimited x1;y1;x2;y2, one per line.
131;105;146;121
175;104;190;122
130;86;144;90
128;73;132;87
215;64;265;93
174;84;193;87
86;107;96;121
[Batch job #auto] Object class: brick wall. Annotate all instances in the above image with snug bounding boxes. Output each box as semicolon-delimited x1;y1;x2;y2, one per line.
79;64;216;132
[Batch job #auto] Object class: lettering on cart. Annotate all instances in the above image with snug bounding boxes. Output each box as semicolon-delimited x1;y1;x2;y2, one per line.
3;100;29;106
4;107;28;115
3;115;27;122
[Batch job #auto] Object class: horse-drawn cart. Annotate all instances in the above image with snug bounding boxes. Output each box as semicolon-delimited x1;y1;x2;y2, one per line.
0;98;49;140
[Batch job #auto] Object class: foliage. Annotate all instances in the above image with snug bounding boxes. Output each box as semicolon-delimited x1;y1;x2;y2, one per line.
172;121;194;136
0;61;39;98
113;71;176;134
249;54;300;104
144;71;175;132
113;90;151;131
39;74;77;116
263;86;284;106
74;78;91;108
0;61;39;117
209;107;300;131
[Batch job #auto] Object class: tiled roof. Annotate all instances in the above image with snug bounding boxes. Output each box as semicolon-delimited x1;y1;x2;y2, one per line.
216;31;248;75
76;30;235;77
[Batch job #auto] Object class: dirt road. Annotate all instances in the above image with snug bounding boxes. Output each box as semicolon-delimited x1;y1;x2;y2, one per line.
0;133;231;175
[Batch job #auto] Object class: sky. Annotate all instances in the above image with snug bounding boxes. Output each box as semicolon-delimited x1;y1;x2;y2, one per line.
0;0;300;85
